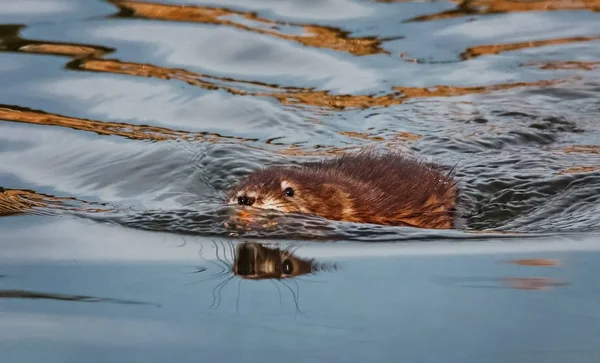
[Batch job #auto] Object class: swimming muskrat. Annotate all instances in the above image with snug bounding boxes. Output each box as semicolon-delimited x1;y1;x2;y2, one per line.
227;151;458;229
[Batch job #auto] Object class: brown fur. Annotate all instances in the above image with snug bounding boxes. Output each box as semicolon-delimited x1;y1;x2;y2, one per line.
228;151;458;229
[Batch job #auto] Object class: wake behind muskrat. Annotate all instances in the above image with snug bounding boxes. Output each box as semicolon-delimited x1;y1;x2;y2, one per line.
227;151;458;229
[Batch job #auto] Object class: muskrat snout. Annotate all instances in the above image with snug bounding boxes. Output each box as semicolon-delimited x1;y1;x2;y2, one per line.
237;195;256;206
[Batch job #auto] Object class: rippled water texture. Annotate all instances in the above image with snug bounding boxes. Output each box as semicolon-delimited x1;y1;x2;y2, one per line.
2;0;600;238
1;1;600;362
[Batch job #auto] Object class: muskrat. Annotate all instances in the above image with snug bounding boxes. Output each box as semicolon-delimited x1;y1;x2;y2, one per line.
227;151;458;229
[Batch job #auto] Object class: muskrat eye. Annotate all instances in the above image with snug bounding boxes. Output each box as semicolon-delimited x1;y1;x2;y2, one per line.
282;259;294;274
283;187;294;197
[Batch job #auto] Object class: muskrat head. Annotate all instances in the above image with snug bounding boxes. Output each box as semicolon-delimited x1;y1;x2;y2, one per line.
228;169;308;214
228;167;354;220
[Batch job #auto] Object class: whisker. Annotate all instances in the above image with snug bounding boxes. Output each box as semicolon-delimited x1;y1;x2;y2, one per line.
225;241;235;264
219;240;233;270
213;240;228;270
280;280;306;319
207;240;228;273
294;278;326;283
210;275;234;309
270;279;284;306
174;237;187;248
446;161;461;177
236;279;242;315
185;271;232;286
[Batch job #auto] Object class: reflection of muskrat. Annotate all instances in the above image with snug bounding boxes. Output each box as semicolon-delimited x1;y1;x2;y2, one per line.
234;242;318;280
228;151;458;229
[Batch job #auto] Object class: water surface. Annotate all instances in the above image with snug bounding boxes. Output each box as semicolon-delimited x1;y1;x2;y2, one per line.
1;0;600;361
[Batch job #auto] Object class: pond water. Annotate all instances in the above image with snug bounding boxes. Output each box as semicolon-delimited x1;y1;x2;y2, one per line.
0;0;600;362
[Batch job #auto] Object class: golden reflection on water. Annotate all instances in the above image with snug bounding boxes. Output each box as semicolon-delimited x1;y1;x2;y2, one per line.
502;277;567;290
394;80;564;97
75;57;569;110
524;60;600;71
0;187;111;216
461;36;600;60
443;257;565;291
0;102;381;156
19;44;109;58
0;105;256;143
278;145;362;156
410;0;600;22
109;0;390;56
558;166;600;174
0;21;575;115
562;145;600;154
508;258;560;266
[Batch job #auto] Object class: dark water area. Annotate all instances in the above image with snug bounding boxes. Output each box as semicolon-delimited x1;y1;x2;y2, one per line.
1;0;600;361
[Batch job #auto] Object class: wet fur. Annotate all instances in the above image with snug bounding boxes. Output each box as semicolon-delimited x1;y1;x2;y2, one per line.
228;151;458;229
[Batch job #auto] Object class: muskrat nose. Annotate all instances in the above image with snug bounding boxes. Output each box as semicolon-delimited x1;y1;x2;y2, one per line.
237;195;255;206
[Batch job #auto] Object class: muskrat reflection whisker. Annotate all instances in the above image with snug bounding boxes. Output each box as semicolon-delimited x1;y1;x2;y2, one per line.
282;244;302;257
174;237;187;248
195;243;207;263
292;279;302;311
210;275;235;309
184;271;232;286
200;242;226;273
218;240;234;268
279;280;306;319
208;254;228;275
218;240;230;262
226;240;236;263
294;277;325;283
236;278;242;315
212;240;229;271
269;279;284;306
205;240;229;274
220;240;232;262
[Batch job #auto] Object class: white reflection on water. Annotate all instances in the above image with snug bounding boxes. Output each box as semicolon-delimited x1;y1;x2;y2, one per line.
36;74;306;135
90;23;382;93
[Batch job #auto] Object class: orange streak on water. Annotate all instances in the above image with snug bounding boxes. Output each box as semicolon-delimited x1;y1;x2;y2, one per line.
110;0;389;56
409;0;600;22
461;36;600;60
0;188;112;216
